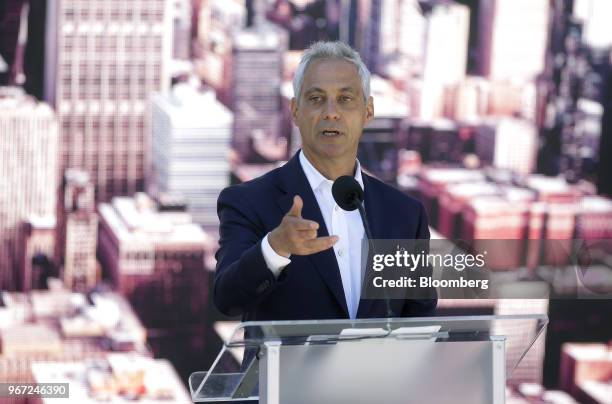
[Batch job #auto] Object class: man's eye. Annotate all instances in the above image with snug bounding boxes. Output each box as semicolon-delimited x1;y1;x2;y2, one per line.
309;96;323;102
339;96;353;102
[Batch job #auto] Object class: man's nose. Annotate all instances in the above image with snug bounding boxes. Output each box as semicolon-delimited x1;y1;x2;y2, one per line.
323;99;340;120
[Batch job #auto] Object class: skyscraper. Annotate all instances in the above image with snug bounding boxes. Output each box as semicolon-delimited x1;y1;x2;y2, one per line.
231;22;287;161
539;2;608;185
357;75;409;182
0;87;58;290
477;0;549;80
476;118;539;175
573;0;612;49
56;169;98;292
44;0;171;202
195;0;246;105
171;0;192;60
405;1;470;120
97;193;210;328
421;2;470;86
151;82;233;232
356;0;425;81
560;98;603;182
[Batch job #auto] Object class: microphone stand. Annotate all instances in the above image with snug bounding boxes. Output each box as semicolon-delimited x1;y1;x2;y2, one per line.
353;198;394;320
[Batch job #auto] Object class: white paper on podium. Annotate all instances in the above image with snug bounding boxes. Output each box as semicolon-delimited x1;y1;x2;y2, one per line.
390;325;441;336
339;328;389;338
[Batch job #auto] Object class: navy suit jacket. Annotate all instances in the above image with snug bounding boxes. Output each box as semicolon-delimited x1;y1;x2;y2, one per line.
214;152;436;321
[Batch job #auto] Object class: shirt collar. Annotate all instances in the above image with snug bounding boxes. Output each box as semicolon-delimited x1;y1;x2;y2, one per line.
299;150;364;193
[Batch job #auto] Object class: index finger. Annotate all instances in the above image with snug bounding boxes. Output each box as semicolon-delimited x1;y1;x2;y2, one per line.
287;217;320;230
302;235;339;254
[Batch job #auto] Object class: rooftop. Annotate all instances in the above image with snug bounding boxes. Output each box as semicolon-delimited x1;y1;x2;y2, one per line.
369;75;409;118
0;287;147;358
31;355;191;403
234;23;284;50
98;193;209;246
526;175;572;194
0;86;55;116
154;81;233;129
420;167;486;184
26;214;56;229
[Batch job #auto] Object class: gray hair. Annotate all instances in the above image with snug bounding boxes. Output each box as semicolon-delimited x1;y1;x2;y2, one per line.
292;41;371;104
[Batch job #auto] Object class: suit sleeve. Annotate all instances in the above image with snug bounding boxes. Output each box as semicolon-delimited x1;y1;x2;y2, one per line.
213;186;281;316
401;201;437;317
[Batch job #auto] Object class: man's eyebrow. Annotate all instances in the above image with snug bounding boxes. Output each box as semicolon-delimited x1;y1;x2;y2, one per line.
303;87;358;96
303;87;325;95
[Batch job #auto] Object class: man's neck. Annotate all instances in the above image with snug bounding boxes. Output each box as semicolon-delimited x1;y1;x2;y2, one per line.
301;150;356;181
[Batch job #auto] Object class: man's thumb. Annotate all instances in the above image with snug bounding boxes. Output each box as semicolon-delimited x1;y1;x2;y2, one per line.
287;195;303;217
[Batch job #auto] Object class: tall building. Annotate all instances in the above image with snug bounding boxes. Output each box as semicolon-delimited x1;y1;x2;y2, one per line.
231;23;287;161
195;0;246;104
476;118;539;175
323;0;360;50
573;0;612;49
421;2;470;86
357;75;409;182
0;87;58;290
477;0;549;80
355;0;424;81
151;82;233;232
56;169;98;292
406;119;466;164
560;98;603;182
19;215;56;292
172;0;192;60
44;0;172;202
406;2;470;120
98;193;210;328
538;3;608;185
452;76;490;121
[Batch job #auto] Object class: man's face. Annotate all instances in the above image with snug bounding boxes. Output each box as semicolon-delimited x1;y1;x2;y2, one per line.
291;58;374;165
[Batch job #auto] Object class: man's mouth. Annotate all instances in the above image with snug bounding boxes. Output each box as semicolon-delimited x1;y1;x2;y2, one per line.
320;130;341;137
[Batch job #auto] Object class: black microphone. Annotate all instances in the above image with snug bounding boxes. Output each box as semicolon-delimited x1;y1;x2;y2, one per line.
331;176;372;241
332;175;394;318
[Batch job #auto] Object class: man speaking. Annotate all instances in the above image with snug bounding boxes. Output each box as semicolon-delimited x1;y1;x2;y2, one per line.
214;41;436;322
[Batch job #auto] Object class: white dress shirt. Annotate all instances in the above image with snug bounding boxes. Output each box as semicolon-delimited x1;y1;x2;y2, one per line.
261;151;365;319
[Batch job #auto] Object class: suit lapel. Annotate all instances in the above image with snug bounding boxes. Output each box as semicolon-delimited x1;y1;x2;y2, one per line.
276;153;349;317
357;174;389;318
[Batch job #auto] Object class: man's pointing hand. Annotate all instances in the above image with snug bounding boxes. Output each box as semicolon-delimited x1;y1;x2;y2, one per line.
268;195;339;258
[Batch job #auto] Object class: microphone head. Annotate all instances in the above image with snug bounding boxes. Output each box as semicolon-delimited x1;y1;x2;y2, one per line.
332;175;364;211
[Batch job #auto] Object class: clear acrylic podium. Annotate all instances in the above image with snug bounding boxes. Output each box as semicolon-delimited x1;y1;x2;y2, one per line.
190;315;548;404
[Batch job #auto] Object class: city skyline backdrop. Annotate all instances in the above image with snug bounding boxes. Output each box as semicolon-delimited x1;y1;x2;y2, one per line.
0;0;611;403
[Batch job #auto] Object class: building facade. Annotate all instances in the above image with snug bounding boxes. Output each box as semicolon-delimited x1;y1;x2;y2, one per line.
0;87;58;290
151;83;232;232
44;0;172;201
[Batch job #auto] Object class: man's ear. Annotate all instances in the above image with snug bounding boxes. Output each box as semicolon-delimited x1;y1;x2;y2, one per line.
364;96;374;124
290;97;298;123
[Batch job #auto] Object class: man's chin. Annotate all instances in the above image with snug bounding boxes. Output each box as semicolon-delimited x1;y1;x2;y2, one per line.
313;145;351;160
